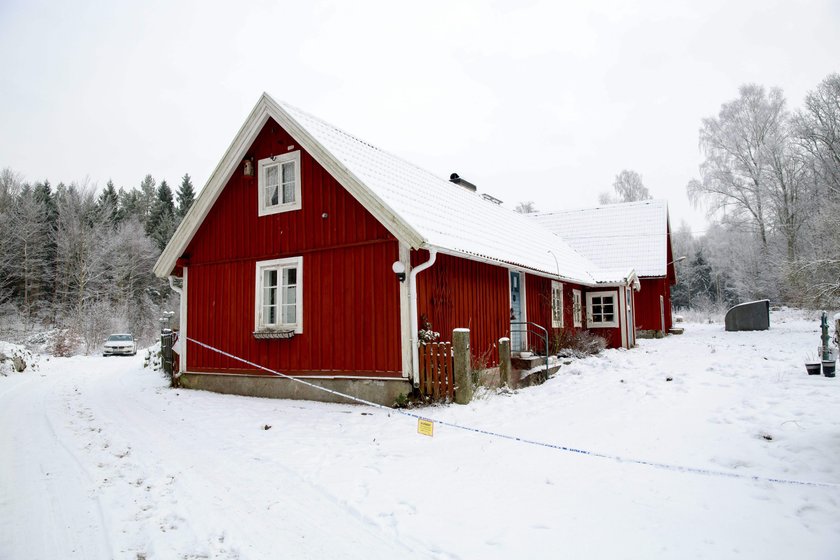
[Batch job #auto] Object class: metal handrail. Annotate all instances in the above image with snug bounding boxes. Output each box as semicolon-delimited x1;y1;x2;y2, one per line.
510;321;550;380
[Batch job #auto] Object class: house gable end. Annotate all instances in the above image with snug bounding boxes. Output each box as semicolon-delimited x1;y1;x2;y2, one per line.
154;93;423;278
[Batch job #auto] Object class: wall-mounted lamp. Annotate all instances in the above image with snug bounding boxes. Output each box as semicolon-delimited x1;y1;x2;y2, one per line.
243;157;255;177
667;256;687;266
392;261;406;282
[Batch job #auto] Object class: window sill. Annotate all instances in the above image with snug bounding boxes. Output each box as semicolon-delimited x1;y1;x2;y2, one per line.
253;329;296;340
258;202;302;217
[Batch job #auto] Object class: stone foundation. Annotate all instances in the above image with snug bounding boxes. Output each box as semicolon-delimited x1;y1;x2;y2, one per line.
178;372;412;406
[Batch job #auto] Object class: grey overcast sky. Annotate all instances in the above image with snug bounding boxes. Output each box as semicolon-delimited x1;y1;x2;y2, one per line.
1;0;838;233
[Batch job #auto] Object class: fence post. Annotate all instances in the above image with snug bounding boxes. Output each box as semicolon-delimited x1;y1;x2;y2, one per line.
453;328;472;404
499;337;511;387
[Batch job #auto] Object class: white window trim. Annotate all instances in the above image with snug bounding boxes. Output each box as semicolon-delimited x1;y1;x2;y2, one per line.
257;151;302;216
586;290;619;328
254;256;303;334
551;281;564;329
572;289;582;328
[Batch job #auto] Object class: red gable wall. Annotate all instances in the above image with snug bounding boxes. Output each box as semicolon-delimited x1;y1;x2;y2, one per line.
183;118;403;377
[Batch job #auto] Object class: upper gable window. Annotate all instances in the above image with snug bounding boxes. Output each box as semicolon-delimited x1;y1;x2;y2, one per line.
258;151;301;216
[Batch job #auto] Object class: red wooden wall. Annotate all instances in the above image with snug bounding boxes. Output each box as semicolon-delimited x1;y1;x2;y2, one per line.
524;276;594;351
413;251;510;367
184;118;403;377
634;277;672;332
584;288;624;349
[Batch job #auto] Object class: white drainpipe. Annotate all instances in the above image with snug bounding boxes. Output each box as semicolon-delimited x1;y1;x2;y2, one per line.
168;275;182;296
168;275;184;377
409;248;437;387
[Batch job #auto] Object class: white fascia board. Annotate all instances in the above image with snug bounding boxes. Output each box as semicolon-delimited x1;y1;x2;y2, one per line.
594;268;638;287
153;98;272;278
262;95;425;250
428;245;599;287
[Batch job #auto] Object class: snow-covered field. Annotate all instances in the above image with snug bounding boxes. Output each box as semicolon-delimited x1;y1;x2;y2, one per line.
2;311;840;559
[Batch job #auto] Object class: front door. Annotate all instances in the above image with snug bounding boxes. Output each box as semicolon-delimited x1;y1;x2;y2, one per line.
510;271;524;351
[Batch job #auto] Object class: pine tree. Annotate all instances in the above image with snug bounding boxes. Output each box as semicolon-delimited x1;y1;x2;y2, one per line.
176;173;195;219
146;180;176;251
97;180;121;225
139;174;156;224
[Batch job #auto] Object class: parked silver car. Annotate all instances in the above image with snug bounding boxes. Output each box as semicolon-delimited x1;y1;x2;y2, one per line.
103;333;137;356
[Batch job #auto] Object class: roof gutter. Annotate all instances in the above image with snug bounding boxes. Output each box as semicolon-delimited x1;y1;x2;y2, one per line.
409;248;437;387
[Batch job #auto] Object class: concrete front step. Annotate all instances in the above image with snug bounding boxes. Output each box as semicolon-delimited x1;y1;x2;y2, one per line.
509;354;562;389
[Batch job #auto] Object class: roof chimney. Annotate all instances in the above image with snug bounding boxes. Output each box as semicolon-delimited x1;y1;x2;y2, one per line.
449;173;477;192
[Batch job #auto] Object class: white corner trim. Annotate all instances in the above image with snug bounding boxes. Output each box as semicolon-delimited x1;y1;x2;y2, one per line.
398;242;411;379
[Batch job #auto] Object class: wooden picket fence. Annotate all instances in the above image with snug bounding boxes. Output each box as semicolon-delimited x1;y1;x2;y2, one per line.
418;342;454;400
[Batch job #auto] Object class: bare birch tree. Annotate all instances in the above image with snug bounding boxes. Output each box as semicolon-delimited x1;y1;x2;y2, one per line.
687;85;786;249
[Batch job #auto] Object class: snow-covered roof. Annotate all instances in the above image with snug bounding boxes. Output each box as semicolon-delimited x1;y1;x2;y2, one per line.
154;94;632;286
529;200;670;278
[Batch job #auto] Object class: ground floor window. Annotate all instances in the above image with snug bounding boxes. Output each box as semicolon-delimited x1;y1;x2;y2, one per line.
551;281;563;328
586;291;618;328
255;256;303;333
573;289;582;327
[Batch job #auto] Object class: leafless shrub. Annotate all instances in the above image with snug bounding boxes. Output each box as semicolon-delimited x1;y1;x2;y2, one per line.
552;329;607;358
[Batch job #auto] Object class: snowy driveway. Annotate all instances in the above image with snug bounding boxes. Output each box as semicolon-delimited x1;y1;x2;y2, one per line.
2;312;840;559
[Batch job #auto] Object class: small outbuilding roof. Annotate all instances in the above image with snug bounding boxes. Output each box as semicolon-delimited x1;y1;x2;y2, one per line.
529;200;671;278
154;93;633;286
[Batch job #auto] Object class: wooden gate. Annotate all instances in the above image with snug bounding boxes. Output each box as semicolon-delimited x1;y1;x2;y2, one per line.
418;342;454;400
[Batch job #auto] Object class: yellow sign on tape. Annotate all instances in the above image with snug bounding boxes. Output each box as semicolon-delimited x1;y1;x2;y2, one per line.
417;418;434;437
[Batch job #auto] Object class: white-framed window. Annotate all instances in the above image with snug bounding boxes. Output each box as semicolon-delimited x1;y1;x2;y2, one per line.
572;289;583;328
258;151;301;216
255;256;303;333
586;291;619;328
551;281;563;329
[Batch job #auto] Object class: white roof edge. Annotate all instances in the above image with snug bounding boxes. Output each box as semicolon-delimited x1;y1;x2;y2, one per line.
153;95;272;278
261;95;425;249
154;93;426;278
427;245;637;287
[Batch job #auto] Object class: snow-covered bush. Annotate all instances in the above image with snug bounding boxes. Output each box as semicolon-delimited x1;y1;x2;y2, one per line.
551;329;607;358
418;316;440;344
0;341;37;375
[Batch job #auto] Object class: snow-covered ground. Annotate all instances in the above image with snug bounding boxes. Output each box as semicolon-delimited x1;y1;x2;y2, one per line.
2;311;839;559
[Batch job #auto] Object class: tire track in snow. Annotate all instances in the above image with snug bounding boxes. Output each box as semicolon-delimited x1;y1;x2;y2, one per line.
73;359;440;559
0;372;112;560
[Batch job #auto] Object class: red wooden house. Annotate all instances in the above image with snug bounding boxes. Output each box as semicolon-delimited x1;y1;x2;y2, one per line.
530;200;678;335
154;94;639;404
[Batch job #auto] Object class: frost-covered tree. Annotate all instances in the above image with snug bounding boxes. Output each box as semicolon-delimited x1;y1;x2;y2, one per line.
796;73;840;195
0;168;23;305
8;184;54;324
514;201;537;214
54;185;110;320
612;170;651;202
138;174;156;223
687;85;786;249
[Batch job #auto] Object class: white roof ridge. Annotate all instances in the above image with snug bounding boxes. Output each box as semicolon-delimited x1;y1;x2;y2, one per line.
277;100;458;189
155;93;631;286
